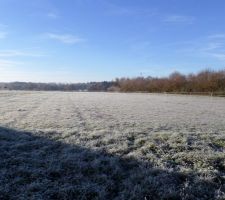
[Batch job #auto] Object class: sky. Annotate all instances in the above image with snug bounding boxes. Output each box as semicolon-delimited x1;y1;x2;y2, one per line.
0;0;225;82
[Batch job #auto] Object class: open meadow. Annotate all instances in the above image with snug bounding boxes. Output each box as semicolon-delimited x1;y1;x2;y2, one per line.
0;91;225;200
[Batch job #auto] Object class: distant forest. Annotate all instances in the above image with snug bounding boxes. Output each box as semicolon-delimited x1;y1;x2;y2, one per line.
0;81;115;92
1;69;225;94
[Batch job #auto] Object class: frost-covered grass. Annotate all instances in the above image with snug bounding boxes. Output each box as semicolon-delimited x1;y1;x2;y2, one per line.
0;91;225;200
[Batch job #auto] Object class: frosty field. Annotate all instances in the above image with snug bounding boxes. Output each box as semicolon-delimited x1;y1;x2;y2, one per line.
0;91;225;200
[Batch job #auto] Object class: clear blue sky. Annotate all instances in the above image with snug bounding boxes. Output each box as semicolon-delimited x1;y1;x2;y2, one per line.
0;0;225;82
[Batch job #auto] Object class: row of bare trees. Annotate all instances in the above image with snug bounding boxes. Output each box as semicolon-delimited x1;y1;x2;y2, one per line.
116;69;225;93
0;81;115;91
1;69;225;93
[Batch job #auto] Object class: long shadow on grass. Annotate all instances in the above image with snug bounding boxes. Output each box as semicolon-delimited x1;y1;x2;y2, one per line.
0;127;224;200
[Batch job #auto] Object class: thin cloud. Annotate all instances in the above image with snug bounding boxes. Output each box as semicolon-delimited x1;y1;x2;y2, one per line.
163;15;195;24
0;31;7;39
201;42;224;51
110;8;156;17
45;33;85;44
0;23;7;28
47;12;59;19
29;11;60;20
102;1;136;16
0;23;8;39
201;35;225;60
176;34;225;61
102;1;157;17
209;53;225;60
106;5;139;16
0;59;23;68
207;34;225;39
0;50;45;57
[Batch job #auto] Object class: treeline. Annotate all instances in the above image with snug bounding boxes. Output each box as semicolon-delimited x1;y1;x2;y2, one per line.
0;69;225;93
116;69;225;93
0;81;115;92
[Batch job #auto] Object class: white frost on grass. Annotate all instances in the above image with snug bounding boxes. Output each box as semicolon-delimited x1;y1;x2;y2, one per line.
0;91;225;199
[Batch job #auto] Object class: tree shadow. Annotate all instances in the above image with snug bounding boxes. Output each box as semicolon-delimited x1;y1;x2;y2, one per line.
0;126;224;200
